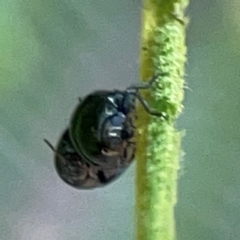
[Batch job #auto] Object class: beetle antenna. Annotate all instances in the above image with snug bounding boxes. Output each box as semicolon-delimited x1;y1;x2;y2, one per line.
44;139;56;152
44;139;68;165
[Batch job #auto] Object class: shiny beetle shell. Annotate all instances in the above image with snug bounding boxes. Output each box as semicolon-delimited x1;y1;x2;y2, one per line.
45;74;165;189
69;90;136;167
53;129;135;189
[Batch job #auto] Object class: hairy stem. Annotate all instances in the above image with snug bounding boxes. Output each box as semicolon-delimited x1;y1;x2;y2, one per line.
136;1;189;240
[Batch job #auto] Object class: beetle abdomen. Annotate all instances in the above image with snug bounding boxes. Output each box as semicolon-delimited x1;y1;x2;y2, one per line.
54;130;135;189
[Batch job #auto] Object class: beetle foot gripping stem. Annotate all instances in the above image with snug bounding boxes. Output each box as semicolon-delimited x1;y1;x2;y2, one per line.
127;73;169;118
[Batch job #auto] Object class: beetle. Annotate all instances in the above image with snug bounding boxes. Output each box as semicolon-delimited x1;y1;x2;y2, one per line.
44;74;165;189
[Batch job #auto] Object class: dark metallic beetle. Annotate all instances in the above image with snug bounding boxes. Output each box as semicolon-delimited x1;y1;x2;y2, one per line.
44;74;165;189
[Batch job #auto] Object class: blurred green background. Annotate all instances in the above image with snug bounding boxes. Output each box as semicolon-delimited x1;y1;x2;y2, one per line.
0;0;239;239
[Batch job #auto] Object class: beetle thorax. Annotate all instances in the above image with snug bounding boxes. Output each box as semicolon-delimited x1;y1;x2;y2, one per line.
97;93;135;151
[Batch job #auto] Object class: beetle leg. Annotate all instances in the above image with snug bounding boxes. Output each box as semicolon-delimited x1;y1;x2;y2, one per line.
170;12;185;25
101;148;119;156
135;93;166;118
127;73;168;91
127;73;169;118
128;117;136;129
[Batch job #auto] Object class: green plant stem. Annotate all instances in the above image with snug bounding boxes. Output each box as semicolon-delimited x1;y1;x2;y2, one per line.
136;1;189;240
